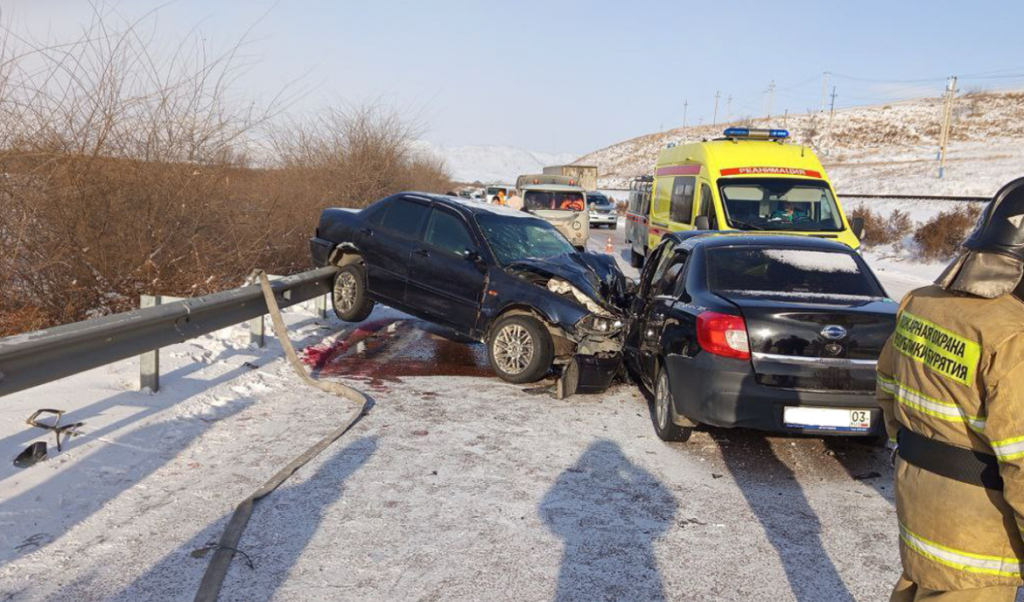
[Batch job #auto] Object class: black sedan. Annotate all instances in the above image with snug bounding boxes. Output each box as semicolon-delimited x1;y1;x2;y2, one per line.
309;193;632;394
624;233;897;441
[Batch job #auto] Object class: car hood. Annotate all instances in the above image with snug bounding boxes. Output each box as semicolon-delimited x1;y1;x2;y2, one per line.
507;252;632;314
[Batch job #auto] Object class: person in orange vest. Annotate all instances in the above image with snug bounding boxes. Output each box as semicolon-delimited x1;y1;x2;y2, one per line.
877;178;1024;601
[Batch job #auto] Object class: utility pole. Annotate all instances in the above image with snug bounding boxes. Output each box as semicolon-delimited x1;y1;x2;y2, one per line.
820;71;831;113
712;91;721;126
726;94;733;122
826;86;838;152
766;80;776;119
683;99;689;128
783;109;788;127
938;76;958;179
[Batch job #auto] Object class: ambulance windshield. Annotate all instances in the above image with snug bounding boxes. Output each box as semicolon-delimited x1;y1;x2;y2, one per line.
718;178;844;232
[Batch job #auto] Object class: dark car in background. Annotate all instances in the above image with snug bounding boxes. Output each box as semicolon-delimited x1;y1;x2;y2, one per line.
310;193;632;394
625;232;898;441
586;192;617;229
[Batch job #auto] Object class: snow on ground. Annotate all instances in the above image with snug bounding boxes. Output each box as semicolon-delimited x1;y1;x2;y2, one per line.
0;299;904;602
577;90;1024;195
412;141;578;184
0;230;962;602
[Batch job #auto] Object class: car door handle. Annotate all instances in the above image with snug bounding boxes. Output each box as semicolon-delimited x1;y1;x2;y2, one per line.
359;227;373;236
414;248;430;258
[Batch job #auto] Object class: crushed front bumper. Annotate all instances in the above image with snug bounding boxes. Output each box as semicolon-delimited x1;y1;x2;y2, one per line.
663;352;882;436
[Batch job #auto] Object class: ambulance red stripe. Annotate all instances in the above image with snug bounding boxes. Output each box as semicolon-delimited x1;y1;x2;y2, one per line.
720;166;822;178
655;164;702;176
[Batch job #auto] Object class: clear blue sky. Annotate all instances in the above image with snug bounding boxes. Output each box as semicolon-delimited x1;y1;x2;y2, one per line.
6;0;1024;154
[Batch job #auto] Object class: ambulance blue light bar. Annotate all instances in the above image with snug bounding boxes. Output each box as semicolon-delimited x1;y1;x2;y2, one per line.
723;127;789;140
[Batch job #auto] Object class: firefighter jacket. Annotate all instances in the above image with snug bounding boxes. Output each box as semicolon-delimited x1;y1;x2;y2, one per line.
877;284;1024;589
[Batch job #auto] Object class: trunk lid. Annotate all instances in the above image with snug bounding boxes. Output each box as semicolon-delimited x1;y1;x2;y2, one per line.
721;293;898;391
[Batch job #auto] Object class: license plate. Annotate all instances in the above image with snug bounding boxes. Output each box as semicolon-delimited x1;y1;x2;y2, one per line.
783;407;872;432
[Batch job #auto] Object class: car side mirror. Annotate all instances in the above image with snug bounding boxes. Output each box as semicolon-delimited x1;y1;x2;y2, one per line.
464;248;484;264
694;215;710;231
851;216;865;240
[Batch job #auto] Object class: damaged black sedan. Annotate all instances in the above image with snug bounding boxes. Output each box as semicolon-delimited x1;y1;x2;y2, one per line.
309;193;632;394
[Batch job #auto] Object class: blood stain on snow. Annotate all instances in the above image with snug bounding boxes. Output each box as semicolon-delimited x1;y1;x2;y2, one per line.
303;317;493;386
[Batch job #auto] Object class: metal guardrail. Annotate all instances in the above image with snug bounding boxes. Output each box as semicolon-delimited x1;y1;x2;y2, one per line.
839;193;989;202
0;267;338;398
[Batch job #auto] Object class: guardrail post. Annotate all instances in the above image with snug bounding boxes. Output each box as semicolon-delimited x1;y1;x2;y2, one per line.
139;295;160;392
315;293;328;319
250;315;265;348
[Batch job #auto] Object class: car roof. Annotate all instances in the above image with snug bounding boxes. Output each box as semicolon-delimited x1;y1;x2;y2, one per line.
402;192;539;219
519;184;585;192
667;231;855;253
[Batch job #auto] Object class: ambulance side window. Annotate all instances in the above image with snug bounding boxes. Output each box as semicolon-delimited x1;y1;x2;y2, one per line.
670;176;696;224
699;183;717;229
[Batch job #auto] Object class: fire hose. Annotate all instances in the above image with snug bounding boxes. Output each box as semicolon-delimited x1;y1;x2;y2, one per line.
193;271;372;602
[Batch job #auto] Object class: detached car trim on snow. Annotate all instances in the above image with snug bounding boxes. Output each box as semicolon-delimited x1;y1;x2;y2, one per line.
310;192;632;395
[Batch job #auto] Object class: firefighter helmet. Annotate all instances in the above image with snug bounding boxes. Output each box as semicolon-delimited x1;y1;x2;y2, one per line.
965;177;1024;262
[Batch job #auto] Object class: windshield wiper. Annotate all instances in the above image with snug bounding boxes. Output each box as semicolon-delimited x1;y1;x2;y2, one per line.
727;219;765;231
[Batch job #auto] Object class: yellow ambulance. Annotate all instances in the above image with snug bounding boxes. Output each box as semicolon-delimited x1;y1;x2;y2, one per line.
633;128;863;267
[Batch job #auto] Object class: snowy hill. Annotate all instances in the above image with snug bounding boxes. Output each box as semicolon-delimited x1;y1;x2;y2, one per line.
575;90;1024;196
412;141;579;184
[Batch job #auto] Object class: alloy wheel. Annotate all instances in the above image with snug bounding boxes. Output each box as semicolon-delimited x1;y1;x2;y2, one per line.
656;372;671;430
494;324;535;375
334;272;357;313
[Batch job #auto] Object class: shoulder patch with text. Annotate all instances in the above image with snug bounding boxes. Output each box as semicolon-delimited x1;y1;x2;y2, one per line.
893;311;981;386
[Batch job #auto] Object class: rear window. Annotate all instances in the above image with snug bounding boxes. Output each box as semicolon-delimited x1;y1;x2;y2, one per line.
706;247;884;300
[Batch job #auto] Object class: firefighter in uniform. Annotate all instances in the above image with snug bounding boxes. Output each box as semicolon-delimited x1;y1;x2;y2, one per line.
878;177;1024;601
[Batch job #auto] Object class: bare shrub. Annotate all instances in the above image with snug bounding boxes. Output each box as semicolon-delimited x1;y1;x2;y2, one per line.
886;209;913;251
913;205;983;261
0;11;450;335
849;206;914;249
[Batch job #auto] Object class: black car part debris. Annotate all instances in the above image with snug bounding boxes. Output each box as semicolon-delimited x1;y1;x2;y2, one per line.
193;271;372;602
13;441;48;468
26;409;83;452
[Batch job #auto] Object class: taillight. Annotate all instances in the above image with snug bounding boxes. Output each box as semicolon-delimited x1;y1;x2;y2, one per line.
697;311;750;360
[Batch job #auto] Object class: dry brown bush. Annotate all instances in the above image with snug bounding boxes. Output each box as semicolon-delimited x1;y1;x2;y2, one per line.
0;13;450;336
849;207;914;249
913;205;983;261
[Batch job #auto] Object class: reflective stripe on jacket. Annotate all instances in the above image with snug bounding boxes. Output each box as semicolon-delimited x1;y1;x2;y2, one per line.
877;285;1024;590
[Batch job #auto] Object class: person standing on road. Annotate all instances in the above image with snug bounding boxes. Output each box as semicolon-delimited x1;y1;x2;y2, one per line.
877;177;1024;602
507;189;524;211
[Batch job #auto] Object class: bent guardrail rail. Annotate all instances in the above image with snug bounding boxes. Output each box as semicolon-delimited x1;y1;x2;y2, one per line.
0;267;338;398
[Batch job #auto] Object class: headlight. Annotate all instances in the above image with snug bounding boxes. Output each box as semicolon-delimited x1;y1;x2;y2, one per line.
578;315;624;334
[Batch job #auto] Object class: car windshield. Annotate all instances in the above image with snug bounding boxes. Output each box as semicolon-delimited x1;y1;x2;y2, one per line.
524;190;585;212
486;187;507;196
706;247;885;300
476;213;576;265
587;195;611;207
718;178;844;232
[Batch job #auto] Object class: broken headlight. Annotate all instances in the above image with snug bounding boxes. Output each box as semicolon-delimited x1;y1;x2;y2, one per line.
578;314;624;335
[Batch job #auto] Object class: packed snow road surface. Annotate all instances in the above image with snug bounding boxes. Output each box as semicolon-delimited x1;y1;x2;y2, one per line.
0;231;949;601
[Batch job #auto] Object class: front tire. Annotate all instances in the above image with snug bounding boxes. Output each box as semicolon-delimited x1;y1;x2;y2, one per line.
653;368;691;442
332;264;374;322
488;315;553;384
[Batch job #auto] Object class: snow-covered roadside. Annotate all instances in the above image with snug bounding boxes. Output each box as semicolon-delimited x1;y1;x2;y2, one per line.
0;287;904;601
862;249;946;301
